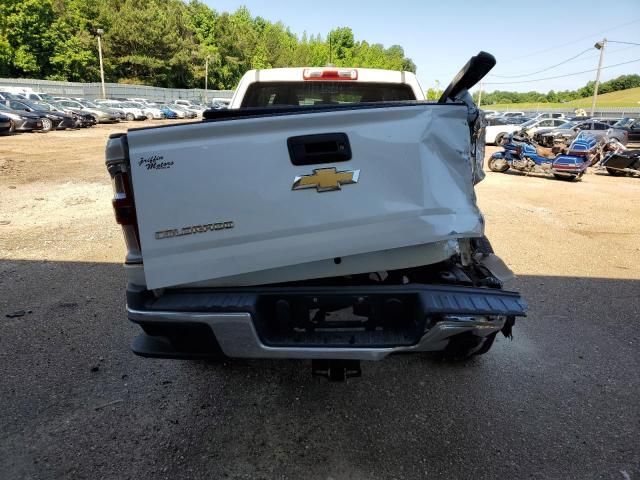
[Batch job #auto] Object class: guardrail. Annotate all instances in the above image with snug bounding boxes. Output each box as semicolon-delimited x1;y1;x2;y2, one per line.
486;106;640;117
0;78;234;102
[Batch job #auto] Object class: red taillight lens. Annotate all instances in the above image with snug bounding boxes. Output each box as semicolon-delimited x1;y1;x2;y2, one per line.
303;68;358;80
111;170;141;252
111;171;137;225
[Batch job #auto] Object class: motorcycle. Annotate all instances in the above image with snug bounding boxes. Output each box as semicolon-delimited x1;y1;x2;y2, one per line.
488;131;596;181
595;139;640;177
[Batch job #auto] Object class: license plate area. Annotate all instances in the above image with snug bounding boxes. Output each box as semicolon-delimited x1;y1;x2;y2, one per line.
256;293;427;347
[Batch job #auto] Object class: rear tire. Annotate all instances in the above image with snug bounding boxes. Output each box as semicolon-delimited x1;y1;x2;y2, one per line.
606;167;626;176
553;173;578;181
125;113;135;121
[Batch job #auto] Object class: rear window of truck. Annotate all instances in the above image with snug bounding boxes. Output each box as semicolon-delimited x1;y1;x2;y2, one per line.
241;82;416;108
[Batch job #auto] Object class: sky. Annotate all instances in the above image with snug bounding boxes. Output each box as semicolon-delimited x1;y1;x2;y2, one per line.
203;0;640;94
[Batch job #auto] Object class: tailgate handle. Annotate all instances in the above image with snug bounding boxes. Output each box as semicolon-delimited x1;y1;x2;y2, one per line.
287;133;352;166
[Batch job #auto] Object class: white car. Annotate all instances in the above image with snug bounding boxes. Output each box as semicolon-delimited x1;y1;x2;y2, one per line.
520;118;568;136
128;101;164;120
485;120;528;144
172;99;205;116
528;112;565;121
96;100;146;121
502;111;525;118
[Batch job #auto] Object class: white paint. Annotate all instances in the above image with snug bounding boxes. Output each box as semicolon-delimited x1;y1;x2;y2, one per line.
128;104;482;289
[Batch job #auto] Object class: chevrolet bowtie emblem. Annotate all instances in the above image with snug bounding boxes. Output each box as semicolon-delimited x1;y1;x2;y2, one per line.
292;167;360;192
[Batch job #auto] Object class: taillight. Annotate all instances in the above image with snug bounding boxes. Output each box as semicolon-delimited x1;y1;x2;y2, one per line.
106;134;141;257
112;171;136;225
303;68;358;80
111;169;141;253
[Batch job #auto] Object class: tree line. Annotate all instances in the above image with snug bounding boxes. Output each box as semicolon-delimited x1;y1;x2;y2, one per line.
471;74;640;105
0;0;416;89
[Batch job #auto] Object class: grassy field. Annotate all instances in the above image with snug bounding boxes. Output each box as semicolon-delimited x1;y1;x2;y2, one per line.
486;87;640;110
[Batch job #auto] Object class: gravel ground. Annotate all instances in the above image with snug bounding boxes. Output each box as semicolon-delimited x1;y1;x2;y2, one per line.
1;123;639;479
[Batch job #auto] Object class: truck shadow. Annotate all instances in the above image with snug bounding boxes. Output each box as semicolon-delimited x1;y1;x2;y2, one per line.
1;259;639;478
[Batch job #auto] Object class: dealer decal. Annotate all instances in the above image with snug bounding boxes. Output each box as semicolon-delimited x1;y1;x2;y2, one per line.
138;154;174;170
155;221;234;240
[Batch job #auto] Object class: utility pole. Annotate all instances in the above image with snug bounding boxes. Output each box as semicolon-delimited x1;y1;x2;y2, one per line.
96;29;106;99
590;38;606;116
205;56;209;104
328;33;332;65
477;81;483;108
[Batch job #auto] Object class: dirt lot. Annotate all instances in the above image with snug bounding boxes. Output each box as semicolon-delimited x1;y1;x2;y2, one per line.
1;123;639;479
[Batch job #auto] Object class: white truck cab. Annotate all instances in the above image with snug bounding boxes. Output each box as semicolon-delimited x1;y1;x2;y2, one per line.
229;67;426;109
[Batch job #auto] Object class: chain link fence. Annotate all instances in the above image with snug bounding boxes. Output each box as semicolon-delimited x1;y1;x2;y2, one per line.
0;78;234;102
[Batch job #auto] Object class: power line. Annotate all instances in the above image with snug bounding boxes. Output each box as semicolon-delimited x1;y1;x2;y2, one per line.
607;40;640;46
483;57;640;85
499;18;640;63
489;47;593;78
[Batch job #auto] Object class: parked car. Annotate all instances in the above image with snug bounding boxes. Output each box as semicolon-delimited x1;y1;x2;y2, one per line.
528;112;565;120
21;92;55;103
156;102;185;118
532;121;577;144
77;99;125;121
173;99;206;116
127;101;165;120
170;104;198;119
0;103;43;132
0;91;22;101
211;97;231;110
3;98;76;131
55;99;119;123
519;118;568;137
611;118;640;143
0;113;12;134
96;100;147;121
36;101;96;128
210;98;230;110
158;105;179;119
173;99;203;110
487;116;530;126
485;118;531;145
536;120;628;147
502;111;526;118
592;117;623;127
127;97;151;104
42;101;94;128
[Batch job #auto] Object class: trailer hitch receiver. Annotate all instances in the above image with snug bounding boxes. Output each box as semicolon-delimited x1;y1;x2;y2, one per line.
312;359;362;381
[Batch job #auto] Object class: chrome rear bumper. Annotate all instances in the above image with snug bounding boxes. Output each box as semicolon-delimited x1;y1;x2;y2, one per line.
128;307;507;361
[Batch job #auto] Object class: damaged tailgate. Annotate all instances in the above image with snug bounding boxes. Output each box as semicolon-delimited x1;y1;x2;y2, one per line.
124;103;483;289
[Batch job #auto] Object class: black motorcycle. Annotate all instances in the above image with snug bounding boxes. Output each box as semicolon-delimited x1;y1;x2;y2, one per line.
596;139;640;177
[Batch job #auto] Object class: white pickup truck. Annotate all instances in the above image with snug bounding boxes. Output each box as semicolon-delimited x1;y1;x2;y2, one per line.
106;52;526;379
